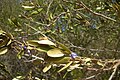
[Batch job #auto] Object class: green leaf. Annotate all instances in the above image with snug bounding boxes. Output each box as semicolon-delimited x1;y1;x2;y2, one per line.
6;39;12;46
27;40;41;47
58;61;73;73
17;50;24;59
56;41;71;54
97;61;104;67
0;34;8;47
0;47;8;55
38;40;56;46
8;18;15;26
0;32;13;47
47;48;64;57
43;64;52;73
12;76;25;80
35;46;51;52
38;8;43;12
45;57;71;64
0;30;5;35
27;40;56;46
31;11;39;15
28;40;54;52
22;5;35;10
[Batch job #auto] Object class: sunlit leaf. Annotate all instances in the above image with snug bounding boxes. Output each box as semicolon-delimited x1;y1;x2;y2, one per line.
38;8;43;12
0;34;9;47
30;8;43;15
97;61;104;67
0;31;13;48
43;64;52;73
84;58;91;62
31;11;39;15
27;40;56;46
38;40;56;46
12;76;24;80
22;5;35;10
6;39;12;46
17;50;24;59
8;18;15;26
58;61;73;73
84;58;91;66
0;47;8;55
47;48;64;57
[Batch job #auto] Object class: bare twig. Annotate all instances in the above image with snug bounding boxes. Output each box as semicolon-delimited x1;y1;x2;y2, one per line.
108;62;120;80
24;54;44;62
86;74;99;80
46;0;53;15
79;1;117;22
25;23;47;38
70;45;120;53
62;0;117;23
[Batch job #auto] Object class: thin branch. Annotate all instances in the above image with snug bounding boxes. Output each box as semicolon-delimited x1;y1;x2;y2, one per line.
70;45;120;53
48;12;68;27
79;1;117;22
86;74;99;80
21;14;48;26
25;23;47;38
46;0;53;15
24;54;44;62
108;62;120;80
62;0;117;23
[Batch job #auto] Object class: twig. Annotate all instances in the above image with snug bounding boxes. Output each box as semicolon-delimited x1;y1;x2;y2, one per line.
62;0;117;23
24;54;44;62
46;0;53;15
21;14;48;26
25;23;47;38
79;1;117;23
108;62;120;80
86;74;97;80
70;45;120;53
48;12;68;27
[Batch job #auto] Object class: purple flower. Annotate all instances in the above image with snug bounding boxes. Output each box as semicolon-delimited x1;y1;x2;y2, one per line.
23;46;27;50
70;52;78;59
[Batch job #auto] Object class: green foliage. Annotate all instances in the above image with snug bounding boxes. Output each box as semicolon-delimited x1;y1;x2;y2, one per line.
0;0;120;80
0;30;13;55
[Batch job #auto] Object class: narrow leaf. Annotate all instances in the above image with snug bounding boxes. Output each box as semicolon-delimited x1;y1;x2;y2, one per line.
17;50;24;59
58;61;73;73
0;47;8;55
45;57;71;64
27;40;40;47
22;5;35;10
38;40;56;46
43;64;52;73
56;41;71;54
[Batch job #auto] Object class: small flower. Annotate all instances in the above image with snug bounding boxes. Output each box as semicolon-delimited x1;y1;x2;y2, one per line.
70;52;78;59
23;46;27;50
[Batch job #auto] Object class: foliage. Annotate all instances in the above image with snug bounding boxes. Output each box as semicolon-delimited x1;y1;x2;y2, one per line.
0;0;120;80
